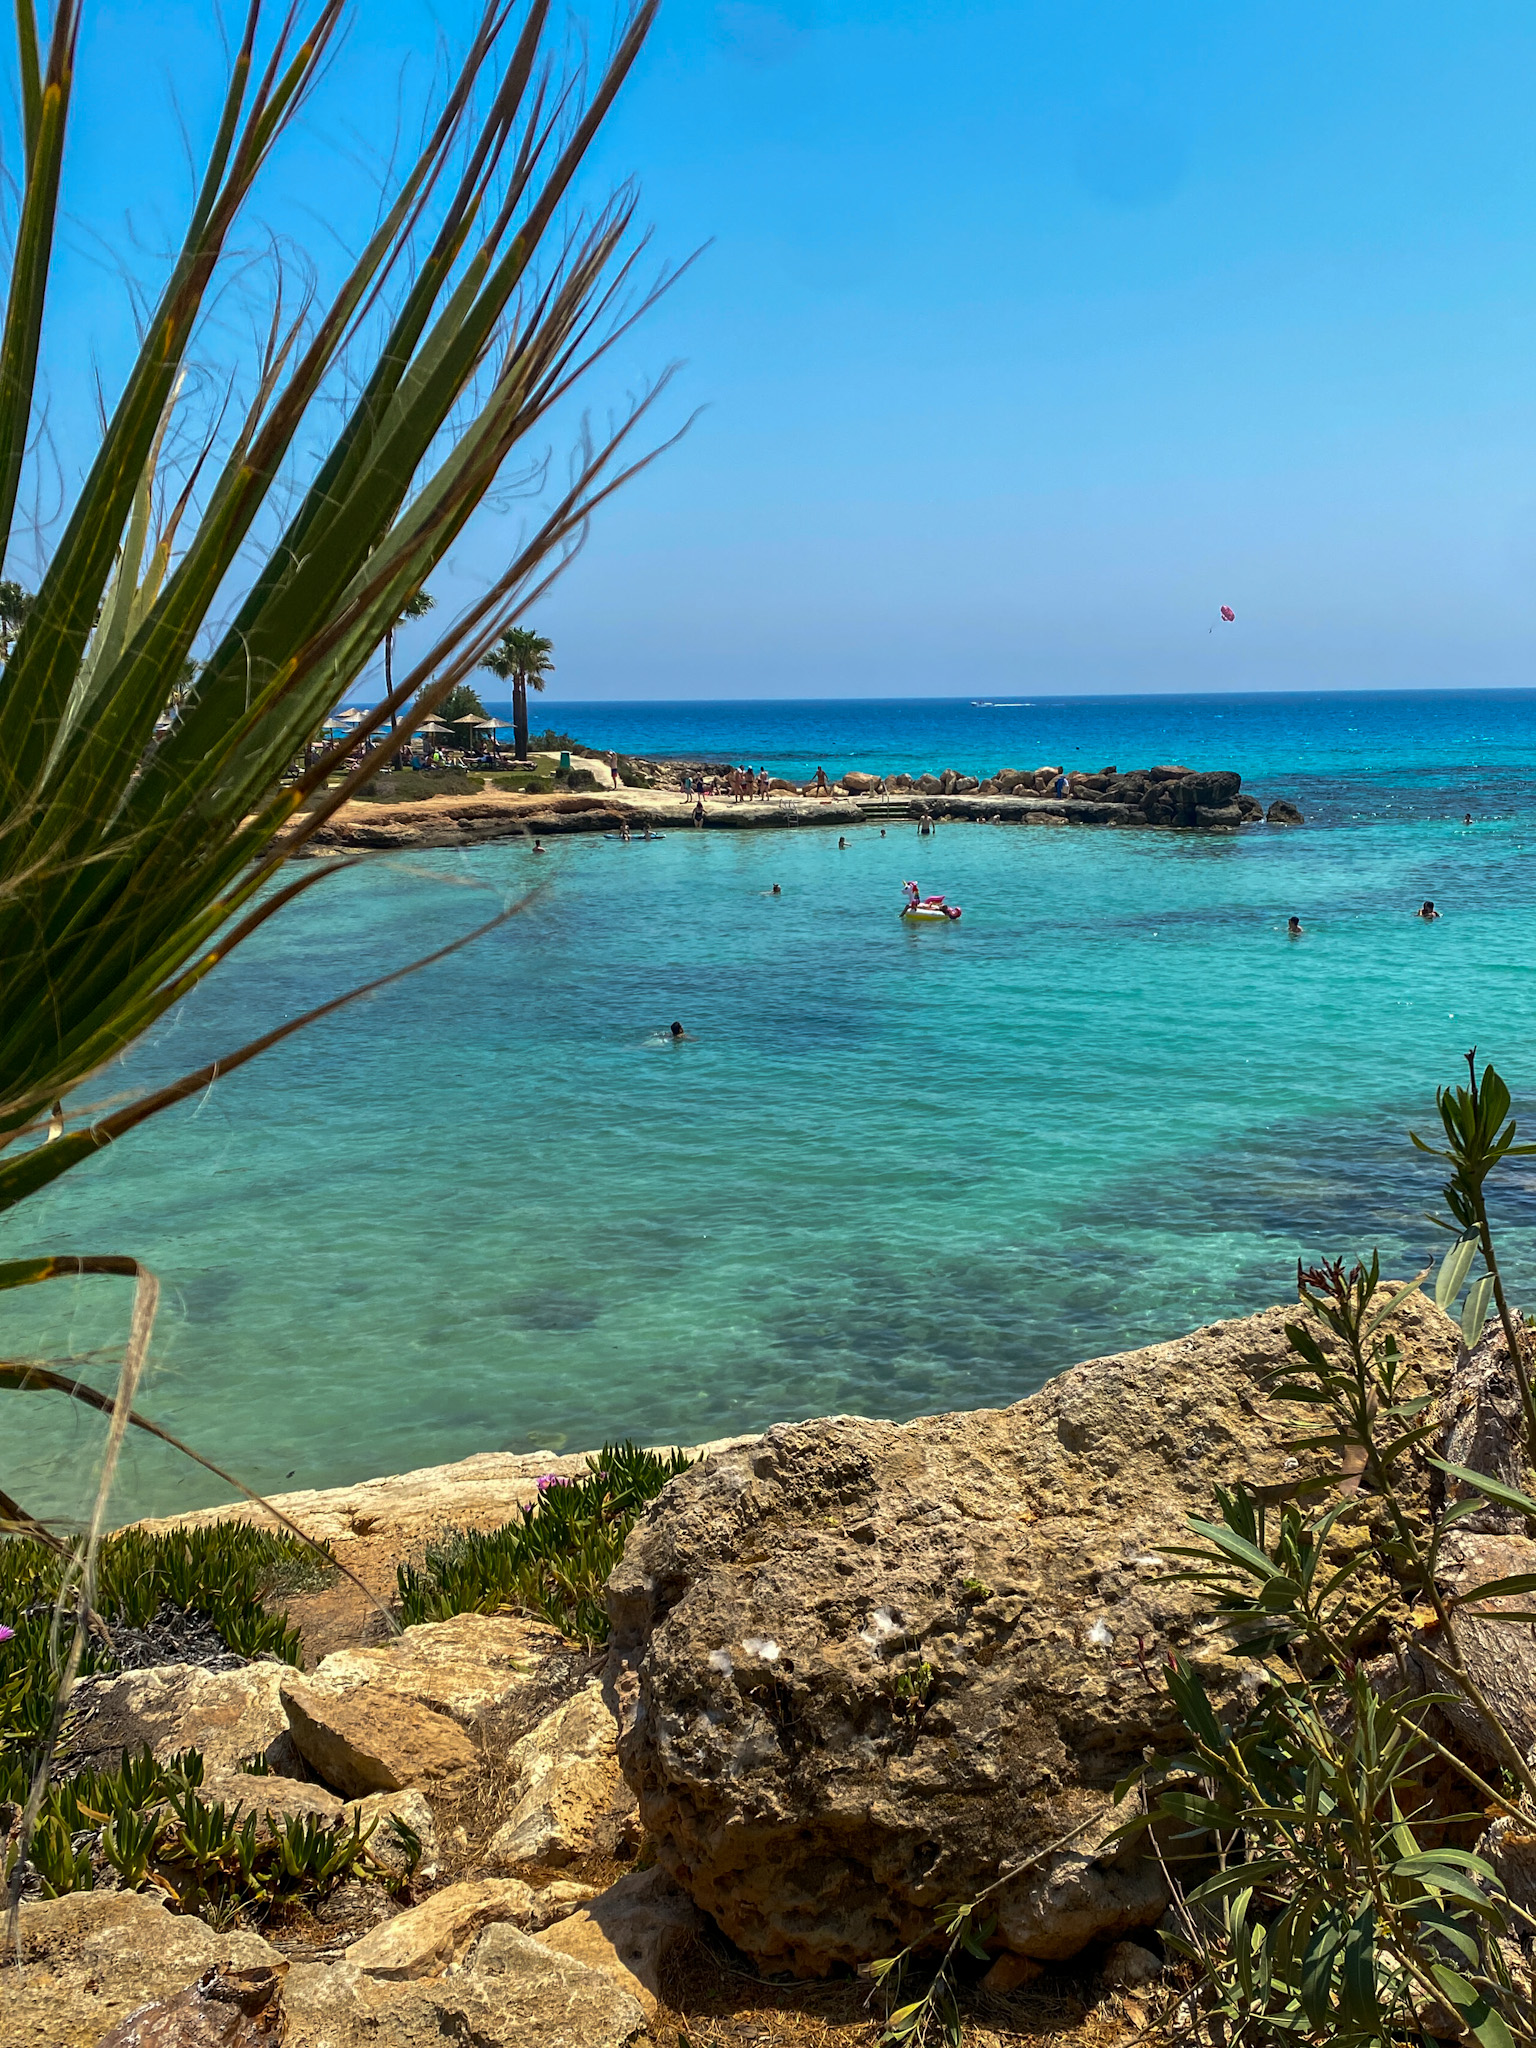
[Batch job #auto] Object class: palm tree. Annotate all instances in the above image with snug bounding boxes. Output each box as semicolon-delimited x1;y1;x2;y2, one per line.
0;580;31;661
480;627;554;760
385;589;435;730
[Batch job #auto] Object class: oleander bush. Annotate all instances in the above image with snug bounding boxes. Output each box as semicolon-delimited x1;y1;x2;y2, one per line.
397;1441;691;1645
873;1058;1536;2048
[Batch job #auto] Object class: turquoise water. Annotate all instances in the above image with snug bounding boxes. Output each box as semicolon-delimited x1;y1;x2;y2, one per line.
10;691;1536;1524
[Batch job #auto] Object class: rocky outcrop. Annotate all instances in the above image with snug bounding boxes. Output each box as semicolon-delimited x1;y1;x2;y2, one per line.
345;1879;539;1979
607;1293;1458;1976
484;1681;636;1869
298;1614;558;1724
536;1865;701;2020
282;1924;646;2048
1;1893;284;2048
95;1963;287;2047
68;1662;299;1776
1266;798;1304;824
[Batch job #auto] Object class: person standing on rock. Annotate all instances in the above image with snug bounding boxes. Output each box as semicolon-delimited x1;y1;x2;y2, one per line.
814;765;829;798
693;798;705;827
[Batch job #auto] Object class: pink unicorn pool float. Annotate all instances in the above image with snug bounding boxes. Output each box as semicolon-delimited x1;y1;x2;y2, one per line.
900;880;961;922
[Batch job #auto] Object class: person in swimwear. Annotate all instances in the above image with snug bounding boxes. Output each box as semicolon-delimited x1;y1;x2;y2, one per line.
1287;915;1302;936
771;883;781;894
532;838;546;855
669;1021;691;1041
1418;900;1440;919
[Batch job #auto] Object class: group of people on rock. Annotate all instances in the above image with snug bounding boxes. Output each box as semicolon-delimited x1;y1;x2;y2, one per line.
680;767;771;802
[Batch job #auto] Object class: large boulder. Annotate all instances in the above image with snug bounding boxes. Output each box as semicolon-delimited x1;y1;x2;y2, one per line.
1267;798;1304;825
607;1294;1458;1976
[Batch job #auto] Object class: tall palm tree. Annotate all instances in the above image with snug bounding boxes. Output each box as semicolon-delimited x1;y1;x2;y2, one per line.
385;588;435;730
480;626;554;759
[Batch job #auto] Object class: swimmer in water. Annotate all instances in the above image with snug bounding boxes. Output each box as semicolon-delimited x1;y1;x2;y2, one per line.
838;836;847;849
1418;900;1440;919
772;883;781;894
1464;814;1472;826
669;1020;690;1041
532;838;546;855
1287;915;1303;937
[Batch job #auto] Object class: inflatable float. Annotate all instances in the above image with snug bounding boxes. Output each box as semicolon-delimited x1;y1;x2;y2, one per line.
901;880;961;922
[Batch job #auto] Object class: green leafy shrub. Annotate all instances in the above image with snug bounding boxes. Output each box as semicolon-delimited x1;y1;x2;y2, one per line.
0;1744;388;1916
1117;1059;1536;2048
1;1523;320;1767
351;769;485;803
397;1442;691;1646
485;773;554;794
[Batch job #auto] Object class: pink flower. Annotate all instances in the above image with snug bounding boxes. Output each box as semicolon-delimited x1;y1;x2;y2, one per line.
536;1475;568;1493
0;1626;14;1644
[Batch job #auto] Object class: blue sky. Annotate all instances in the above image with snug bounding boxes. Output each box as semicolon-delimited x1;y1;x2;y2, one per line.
26;0;1536;697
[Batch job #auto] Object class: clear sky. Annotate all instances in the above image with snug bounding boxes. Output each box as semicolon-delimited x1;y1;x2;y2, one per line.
25;1;1536;697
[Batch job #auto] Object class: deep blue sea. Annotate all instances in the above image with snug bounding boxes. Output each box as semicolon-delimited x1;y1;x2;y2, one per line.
10;690;1536;1525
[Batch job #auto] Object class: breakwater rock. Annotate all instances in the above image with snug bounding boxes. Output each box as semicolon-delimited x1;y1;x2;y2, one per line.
606;1291;1458;1976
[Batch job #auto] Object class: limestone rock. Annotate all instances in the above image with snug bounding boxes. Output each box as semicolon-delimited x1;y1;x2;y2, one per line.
1478;1811;1536;1916
1101;1939;1162;1988
1266;798;1304;825
842;773;880;793
1420;1530;1536;1767
535;1866;701;2020
281;1934;646;2048
345;1878;537;1978
68;1663;298;1776
530;1880;602;1930
484;1680;634;1868
1437;1321;1534;1531
303;1613;556;1727
0;1892;282;2048
281;1670;478;1797
608;1293;1458;1974
96;1963;287;2047
137;1434;755;1552
199;1766;345;1826
1236;793;1264;820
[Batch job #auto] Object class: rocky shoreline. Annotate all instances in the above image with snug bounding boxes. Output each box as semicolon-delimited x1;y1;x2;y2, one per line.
9;1291;1532;2047
304;759;1305;854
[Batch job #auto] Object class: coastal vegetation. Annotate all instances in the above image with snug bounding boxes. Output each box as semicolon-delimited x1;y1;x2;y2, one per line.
480;625;556;760
397;1442;692;1646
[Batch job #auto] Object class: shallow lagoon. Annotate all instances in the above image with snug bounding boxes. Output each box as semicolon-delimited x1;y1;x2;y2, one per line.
10;698;1536;1522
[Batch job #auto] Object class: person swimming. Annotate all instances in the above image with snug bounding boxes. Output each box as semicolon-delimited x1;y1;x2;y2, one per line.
772;883;781;894
669;1020;690;1041
838;836;847;849
1418;900;1440;919
532;838;546;855
1287;916;1303;936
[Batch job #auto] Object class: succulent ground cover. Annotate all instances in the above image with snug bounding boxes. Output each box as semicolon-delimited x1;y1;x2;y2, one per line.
397;1443;691;1645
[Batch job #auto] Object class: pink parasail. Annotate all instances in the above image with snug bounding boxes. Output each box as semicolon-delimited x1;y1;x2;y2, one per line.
1219;605;1235;623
